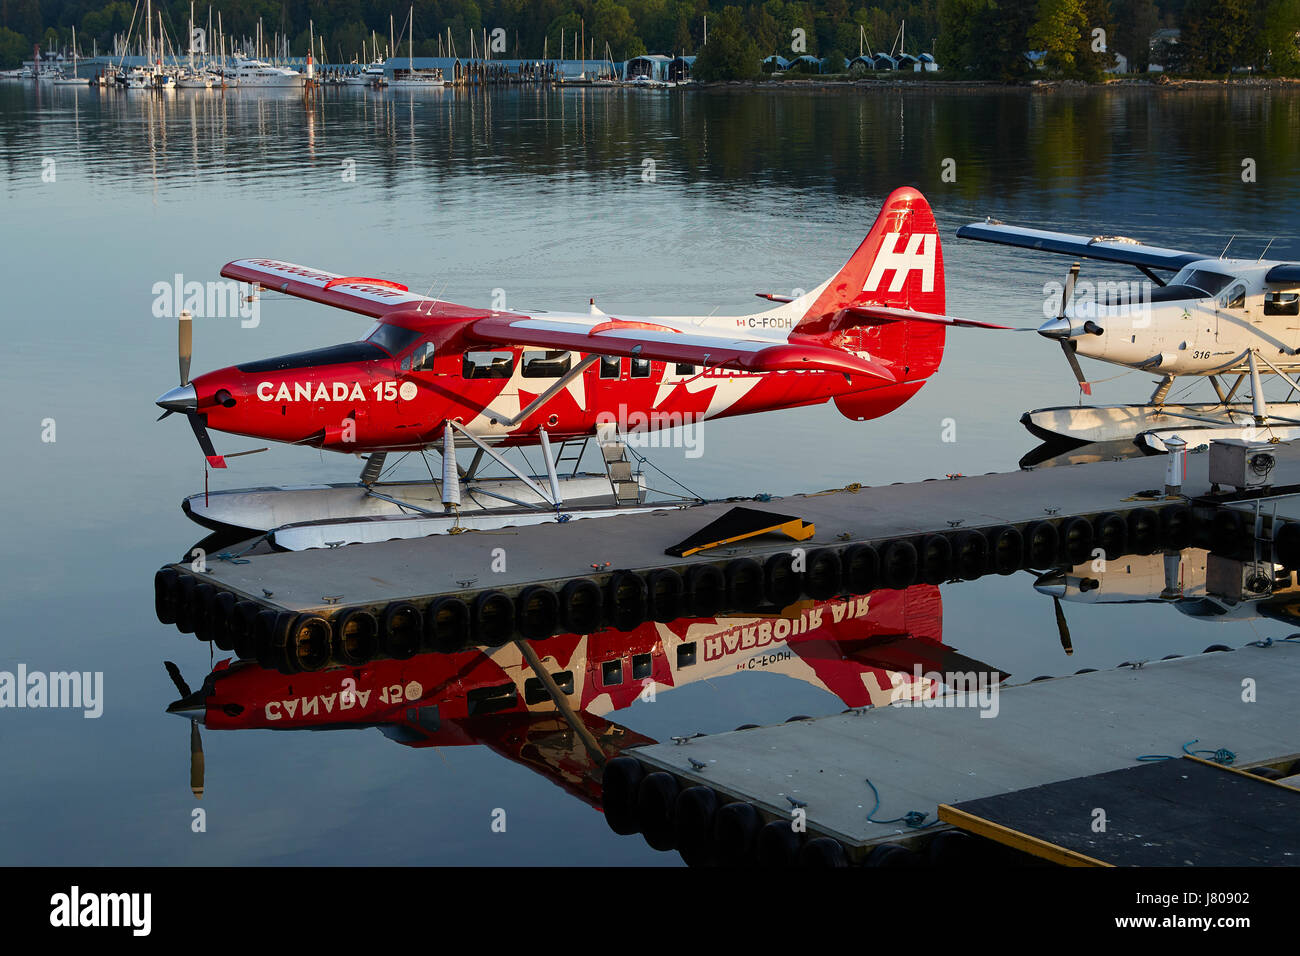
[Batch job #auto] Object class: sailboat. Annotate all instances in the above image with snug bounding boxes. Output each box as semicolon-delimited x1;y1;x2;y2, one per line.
343;36;385;86
53;27;92;85
388;6;445;87
177;3;214;88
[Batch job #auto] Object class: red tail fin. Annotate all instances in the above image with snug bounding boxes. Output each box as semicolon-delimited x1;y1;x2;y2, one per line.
794;187;945;337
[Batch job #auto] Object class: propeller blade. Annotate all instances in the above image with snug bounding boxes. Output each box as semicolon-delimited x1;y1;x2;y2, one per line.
1058;262;1079;319
179;310;193;387
163;660;192;698
187;411;226;467
1052;596;1073;656
190;720;205;801
1060;340;1092;396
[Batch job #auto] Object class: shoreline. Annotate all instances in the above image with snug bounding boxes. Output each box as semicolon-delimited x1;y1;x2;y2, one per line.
692;75;1300;94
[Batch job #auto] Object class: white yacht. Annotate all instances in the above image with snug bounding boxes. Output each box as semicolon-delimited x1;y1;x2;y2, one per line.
343;60;387;86
176;69;214;88
226;55;305;88
117;66;152;89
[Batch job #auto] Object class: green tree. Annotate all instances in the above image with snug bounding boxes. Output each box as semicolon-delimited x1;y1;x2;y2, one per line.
1261;0;1300;74
937;0;1038;80
1179;0;1254;72
1112;0;1157;72
692;4;759;79
1028;0;1108;78
0;25;27;67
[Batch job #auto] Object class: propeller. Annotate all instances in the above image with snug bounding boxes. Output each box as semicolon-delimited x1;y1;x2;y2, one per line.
1037;262;1104;397
1056;263;1090;396
1052;596;1073;656
156;310;227;468
1032;569;1074;656
164;661;205;800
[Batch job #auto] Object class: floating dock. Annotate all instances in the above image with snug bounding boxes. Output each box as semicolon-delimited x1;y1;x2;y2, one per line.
155;442;1300;672
942;755;1300;867
611;642;1300;865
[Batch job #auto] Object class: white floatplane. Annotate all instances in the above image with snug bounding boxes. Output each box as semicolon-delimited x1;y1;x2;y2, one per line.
960;220;1300;452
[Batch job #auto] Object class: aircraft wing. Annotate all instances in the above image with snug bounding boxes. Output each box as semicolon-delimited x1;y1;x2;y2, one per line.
1265;264;1300;284
220;259;462;318
845;304;1013;330
956;222;1204;272
468;314;898;381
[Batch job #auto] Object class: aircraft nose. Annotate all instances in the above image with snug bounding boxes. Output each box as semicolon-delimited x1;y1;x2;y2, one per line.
165;701;207;725
156;383;198;412
1037;317;1072;340
1033;570;1067;598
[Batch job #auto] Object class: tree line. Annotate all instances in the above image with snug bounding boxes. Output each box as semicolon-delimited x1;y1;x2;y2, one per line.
1;0;1296;77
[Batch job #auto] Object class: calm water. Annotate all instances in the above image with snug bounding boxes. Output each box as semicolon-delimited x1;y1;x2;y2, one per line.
1;82;1298;865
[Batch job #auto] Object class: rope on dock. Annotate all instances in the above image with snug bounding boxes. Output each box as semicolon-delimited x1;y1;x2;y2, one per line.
1137;739;1236;765
624;444;707;502
212;534;268;564
1248;634;1300;647
807;482;864;497
864;776;939;829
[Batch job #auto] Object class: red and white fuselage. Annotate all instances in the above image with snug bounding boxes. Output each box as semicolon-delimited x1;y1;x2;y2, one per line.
157;188;1003;464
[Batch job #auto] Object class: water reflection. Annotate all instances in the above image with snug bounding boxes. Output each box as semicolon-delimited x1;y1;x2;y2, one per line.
163;535;1298;862
5;85;1300;222
165;586;1001;814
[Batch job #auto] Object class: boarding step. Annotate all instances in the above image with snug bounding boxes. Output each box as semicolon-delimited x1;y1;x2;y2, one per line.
614;481;642;503
554;439;588;475
359;452;387;486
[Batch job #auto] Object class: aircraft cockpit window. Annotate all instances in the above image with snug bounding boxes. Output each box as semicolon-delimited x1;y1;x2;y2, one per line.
367;323;423;357
1265;293;1300;316
521;350;572;378
409;341;437;372
1181;270;1234;297
1222;285;1246;310
462;350;515;379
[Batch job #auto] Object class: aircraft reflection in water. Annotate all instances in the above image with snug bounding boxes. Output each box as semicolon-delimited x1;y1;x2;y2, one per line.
1030;545;1300;656
166;587;1004;811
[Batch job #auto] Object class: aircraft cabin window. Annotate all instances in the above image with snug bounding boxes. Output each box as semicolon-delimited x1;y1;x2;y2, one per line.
409;341;437;372
1265;293;1300;316
521;350;572;378
367;324;423;357
462;350;515;379
599;356;622;379
1182;270;1234;297
631;357;652;378
601;660;624;686
676;363;697;375
524;671;575;705
632;653;653;680
1222;285;1246;310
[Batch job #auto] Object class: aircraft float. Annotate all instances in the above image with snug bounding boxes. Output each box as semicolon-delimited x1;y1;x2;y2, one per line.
156;187;1003;543
959;220;1300;452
